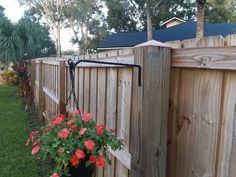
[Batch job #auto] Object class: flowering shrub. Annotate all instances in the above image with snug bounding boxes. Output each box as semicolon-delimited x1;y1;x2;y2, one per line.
26;110;123;177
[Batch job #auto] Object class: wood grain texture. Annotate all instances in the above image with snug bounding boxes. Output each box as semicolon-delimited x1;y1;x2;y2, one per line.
104;68;118;177
30;61;36;103
172;47;236;70
96;68;107;177
165;40;182;48
59;61;66;114
225;34;236;46
182;36;225;48
90;68;97;118
166;68;180;177
38;61;45;120
176;69;223;177
78;68;84;112
83;68;90;114
131;46;171;177
216;71;236;177
116;68;132;177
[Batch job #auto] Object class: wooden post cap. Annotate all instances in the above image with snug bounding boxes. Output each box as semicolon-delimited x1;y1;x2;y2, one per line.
135;40;171;48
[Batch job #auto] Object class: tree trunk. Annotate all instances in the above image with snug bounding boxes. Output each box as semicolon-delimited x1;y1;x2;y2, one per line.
56;23;61;57
196;0;206;39
146;0;153;41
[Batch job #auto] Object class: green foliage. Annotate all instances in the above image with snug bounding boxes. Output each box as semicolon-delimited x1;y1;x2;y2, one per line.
16;15;56;60
65;0;108;54
26;112;123;176
0;16;23;65
105;0;139;32
0;70;17;85
103;0;196;32
0;12;56;65
206;0;236;23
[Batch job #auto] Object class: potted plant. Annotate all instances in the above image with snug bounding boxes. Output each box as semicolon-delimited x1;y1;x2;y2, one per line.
26;110;123;177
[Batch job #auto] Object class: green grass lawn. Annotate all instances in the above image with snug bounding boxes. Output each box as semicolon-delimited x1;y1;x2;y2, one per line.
0;85;51;177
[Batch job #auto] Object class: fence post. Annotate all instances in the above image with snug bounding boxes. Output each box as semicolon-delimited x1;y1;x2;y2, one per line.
38;60;45;120
131;41;171;177
30;60;36;104
59;61;66;114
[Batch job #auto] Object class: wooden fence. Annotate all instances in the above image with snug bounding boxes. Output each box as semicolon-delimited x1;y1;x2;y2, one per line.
27;34;236;177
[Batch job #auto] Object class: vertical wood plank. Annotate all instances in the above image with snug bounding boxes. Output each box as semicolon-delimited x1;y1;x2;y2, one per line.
131;45;171;177
96;68;107;124
30;61;36;104
59;61;66;114
225;34;236;46
78;68;84;112
83;68;90;114
96;68;107;177
176;69;223;177
104;68;118;177
116;68;132;177
166;68;180;177
216;71;236;177
38;61;45;120
90;68;97;117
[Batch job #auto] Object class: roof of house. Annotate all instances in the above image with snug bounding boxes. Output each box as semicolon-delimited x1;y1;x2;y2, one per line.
160;17;186;27
97;20;236;49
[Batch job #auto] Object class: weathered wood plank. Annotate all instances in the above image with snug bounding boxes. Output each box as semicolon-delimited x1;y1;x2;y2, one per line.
131;46;171;177
176;69;223;177
225;34;236;46
165;40;182;48
90;68;97;118
216;71;236;177
83;68;90;114
96;68;107;177
104;68;118;177
59;61;66;114
182;36;225;48
116;68;132;177
38;61;45;120
78;68;84;112
172;47;236;70
166;68;180;177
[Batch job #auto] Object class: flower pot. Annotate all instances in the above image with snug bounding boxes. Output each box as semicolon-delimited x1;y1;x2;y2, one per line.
62;159;95;177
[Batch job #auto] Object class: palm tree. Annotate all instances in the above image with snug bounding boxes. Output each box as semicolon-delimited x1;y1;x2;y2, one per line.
145;0;165;41
196;0;207;39
0;16;23;67
145;0;153;40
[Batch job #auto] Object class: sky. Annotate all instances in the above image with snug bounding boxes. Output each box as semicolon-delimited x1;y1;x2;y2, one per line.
0;0;77;51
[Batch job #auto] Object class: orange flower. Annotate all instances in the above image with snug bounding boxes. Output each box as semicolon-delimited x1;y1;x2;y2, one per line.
84;139;95;150
82;113;92;121
96;124;105;136
78;128;87;135
75;149;85;159
70;155;79;166
32;146;40;155
96;156;105;167
58;128;70;139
